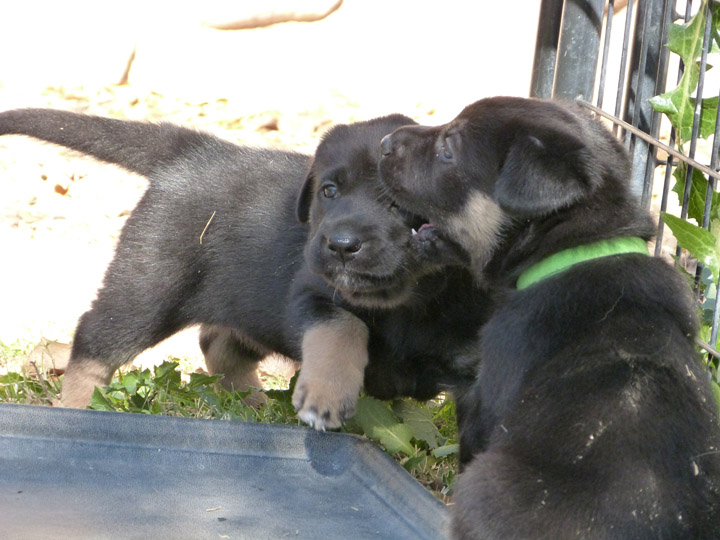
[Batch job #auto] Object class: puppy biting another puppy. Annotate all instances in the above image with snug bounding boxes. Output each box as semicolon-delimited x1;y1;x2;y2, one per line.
0;109;489;431
380;97;720;538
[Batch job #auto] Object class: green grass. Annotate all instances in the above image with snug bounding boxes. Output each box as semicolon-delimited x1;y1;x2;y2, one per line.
0;353;459;501
0;340;62;405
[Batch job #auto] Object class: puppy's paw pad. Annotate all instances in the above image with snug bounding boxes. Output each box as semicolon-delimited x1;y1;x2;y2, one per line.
292;377;358;431
297;407;342;431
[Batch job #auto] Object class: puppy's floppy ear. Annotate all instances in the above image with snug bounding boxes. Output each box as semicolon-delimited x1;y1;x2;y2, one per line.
296;168;316;223
494;131;603;218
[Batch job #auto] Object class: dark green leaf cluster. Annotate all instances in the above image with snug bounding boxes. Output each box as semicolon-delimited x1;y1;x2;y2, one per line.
346;396;459;499
649;1;720;142
650;0;720;408
88;360;297;423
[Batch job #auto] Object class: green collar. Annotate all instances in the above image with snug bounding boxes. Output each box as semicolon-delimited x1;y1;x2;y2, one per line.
516;237;649;290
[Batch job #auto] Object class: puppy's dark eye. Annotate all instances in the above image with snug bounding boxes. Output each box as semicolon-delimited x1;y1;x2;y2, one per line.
322;184;338;198
442;145;453;160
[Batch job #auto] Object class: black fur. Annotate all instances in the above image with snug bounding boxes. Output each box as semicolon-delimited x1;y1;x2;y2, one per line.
379;96;720;538
0;108;488;429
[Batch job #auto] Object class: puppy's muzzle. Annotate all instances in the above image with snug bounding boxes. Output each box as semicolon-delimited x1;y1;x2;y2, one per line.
381;125;433;157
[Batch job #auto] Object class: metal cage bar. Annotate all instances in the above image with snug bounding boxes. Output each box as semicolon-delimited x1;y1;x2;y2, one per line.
553;0;606;100
531;0;720;361
530;0;565;99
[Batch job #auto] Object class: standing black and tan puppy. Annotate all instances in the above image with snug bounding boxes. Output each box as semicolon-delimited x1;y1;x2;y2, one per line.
380;96;720;538
0;109;487;430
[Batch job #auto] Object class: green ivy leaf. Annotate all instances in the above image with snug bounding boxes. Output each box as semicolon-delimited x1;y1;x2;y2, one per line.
661;212;720;279
353;396;415;455
402;455;427;473
432;444;459;458
89;387;116;411
650;1;719;144
695;95;719;140
187;372;222;390
672;162;720;224
648;92;678;115
667;4;709;63
120;371;140;395
374;424;416;456
392;400;443;449
649;71;718;143
154;360;181;385
712;2;720;53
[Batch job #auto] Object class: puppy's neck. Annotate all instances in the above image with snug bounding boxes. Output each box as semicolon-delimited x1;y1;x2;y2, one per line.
515;236;649;290
484;195;656;288
444;192;509;278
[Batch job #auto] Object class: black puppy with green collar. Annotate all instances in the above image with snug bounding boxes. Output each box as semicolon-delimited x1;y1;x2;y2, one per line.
380;97;720;539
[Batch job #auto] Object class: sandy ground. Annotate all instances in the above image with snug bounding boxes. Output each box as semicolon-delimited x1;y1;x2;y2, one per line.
0;1;540;374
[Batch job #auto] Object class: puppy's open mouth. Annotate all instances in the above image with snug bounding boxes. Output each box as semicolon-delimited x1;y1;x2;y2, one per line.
392;202;469;265
392;202;435;238
411;222;438;240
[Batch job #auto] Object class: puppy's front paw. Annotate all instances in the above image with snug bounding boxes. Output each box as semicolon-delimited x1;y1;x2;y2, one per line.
292;370;362;430
294;314;370;430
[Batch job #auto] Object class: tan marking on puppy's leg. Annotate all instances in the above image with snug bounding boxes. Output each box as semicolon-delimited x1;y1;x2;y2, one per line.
445;192;507;274
59;358;116;408
201;325;267;407
292;312;369;430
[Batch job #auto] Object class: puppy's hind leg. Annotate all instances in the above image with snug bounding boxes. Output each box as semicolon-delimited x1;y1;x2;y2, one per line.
60;263;197;408
60;355;119;408
199;325;267;407
61;310;157;409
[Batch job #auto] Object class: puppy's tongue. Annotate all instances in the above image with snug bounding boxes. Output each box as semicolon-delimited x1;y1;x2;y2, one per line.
411;223;436;236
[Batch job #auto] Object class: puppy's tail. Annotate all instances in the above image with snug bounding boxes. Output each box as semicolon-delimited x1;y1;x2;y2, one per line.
0;108;211;178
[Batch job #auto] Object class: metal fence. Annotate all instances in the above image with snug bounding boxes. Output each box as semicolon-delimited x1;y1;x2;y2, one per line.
530;0;720;362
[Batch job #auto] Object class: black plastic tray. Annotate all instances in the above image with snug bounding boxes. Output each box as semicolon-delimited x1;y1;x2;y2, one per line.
0;404;448;539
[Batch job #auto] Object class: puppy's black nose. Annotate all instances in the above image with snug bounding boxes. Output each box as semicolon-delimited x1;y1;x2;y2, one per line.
328;233;363;262
380;134;393;156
